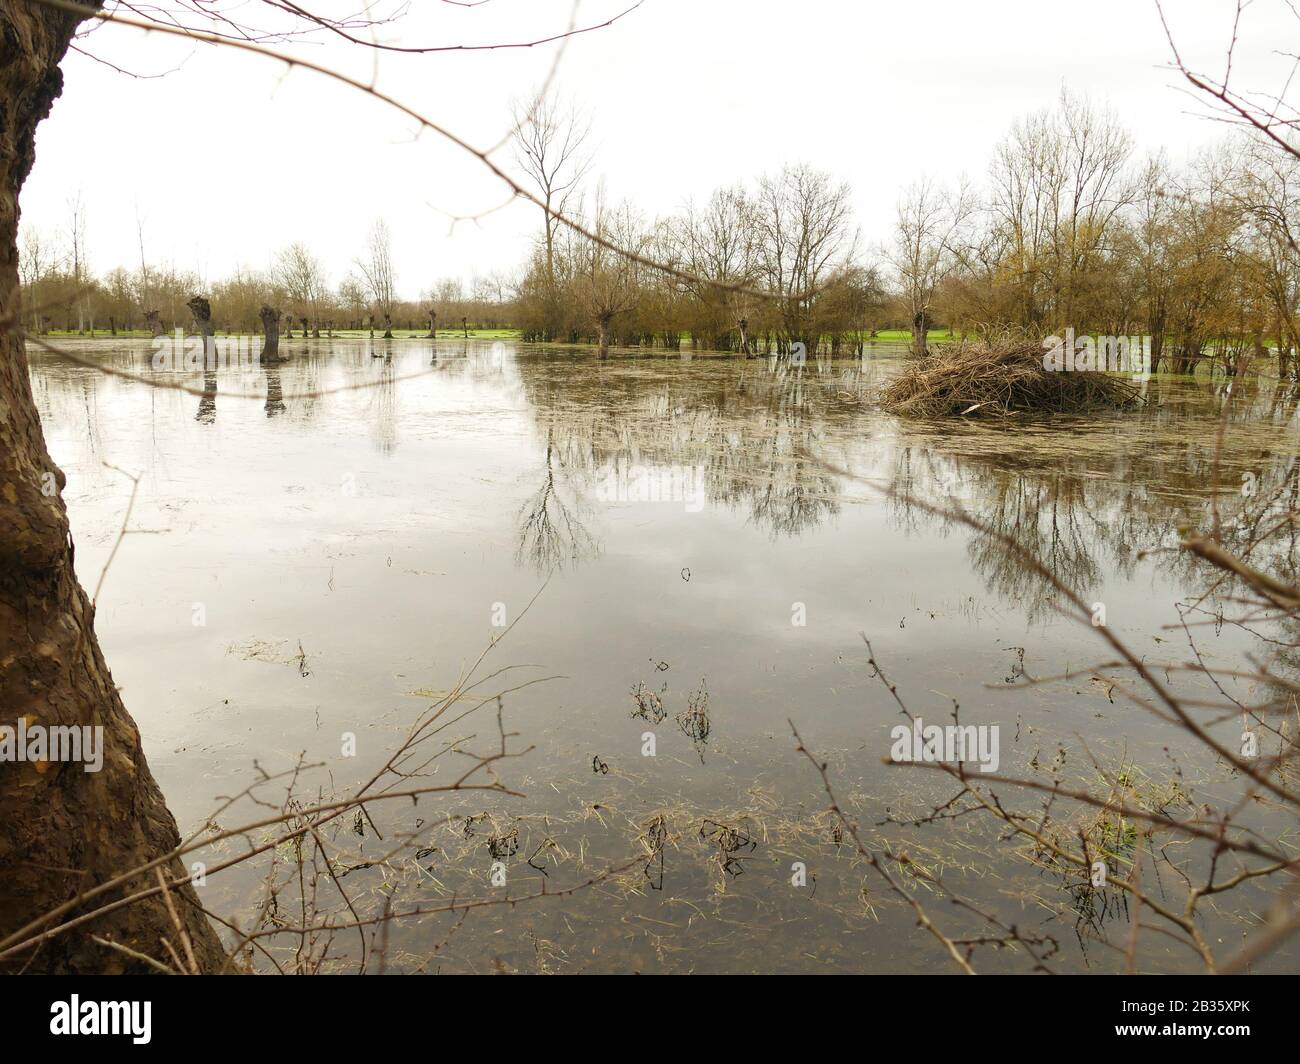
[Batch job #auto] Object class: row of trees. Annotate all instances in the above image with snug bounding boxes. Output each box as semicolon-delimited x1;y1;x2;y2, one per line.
21;91;1300;375
19;217;511;338
509;89;1300;373
893;90;1300;374
509;96;879;356
512;168;882;357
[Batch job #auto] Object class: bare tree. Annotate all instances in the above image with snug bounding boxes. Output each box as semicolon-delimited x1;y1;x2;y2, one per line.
890;177;973;356
274;241;327;337
18;226;56;332
134;208;152;324
337;272;368;330
673;185;761;352
579;191;645;358
987;89;1134;330
1236;143;1300;376
754;164;858;351
65;189;88;332
357;219;397;338
513;93;592;289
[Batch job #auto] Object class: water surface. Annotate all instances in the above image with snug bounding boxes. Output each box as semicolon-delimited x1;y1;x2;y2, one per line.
29;337;1300;973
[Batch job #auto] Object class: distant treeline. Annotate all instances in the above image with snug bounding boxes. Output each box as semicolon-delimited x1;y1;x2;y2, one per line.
20;91;1300;374
18;234;514;338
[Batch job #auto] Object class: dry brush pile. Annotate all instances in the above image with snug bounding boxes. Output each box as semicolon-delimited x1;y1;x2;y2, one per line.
881;340;1143;418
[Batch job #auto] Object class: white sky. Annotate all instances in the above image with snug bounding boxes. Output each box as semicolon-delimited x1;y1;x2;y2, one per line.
22;0;1299;299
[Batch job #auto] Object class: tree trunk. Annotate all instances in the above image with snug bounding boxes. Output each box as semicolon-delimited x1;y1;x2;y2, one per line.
910;310;928;358
1253;333;1268;361
0;1;224;974
259;305;281;362
598;313;612;359
425;309;436;338
187;296;215;369
382;312;393;340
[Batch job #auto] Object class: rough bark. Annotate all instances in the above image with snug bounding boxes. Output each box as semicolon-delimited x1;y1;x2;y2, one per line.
259;304;280;362
186;295;215;368
424;308;436;338
910;310;929;358
0;1;225;973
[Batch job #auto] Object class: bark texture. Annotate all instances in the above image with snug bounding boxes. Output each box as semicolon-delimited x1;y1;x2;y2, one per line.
259;304;280;361
187;295;215;367
0;1;225;973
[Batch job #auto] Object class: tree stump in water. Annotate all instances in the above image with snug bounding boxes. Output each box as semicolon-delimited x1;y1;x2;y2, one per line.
187;295;216;369
259;305;281;362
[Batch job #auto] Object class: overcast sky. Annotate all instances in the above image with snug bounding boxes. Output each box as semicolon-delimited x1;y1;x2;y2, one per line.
21;0;1298;298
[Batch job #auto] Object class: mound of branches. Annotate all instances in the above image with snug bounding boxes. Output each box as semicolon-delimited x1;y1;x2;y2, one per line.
881;340;1142;418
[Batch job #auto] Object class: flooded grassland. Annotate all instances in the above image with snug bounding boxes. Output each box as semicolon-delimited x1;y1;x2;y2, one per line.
28;337;1300;973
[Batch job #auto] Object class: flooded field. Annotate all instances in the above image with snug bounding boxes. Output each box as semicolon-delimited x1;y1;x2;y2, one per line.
28;337;1300;973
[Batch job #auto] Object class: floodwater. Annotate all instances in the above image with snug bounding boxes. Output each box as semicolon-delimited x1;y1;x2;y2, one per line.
28;337;1300;973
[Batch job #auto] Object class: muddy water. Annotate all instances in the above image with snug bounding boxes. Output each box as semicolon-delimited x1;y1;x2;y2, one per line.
27;338;1300;973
